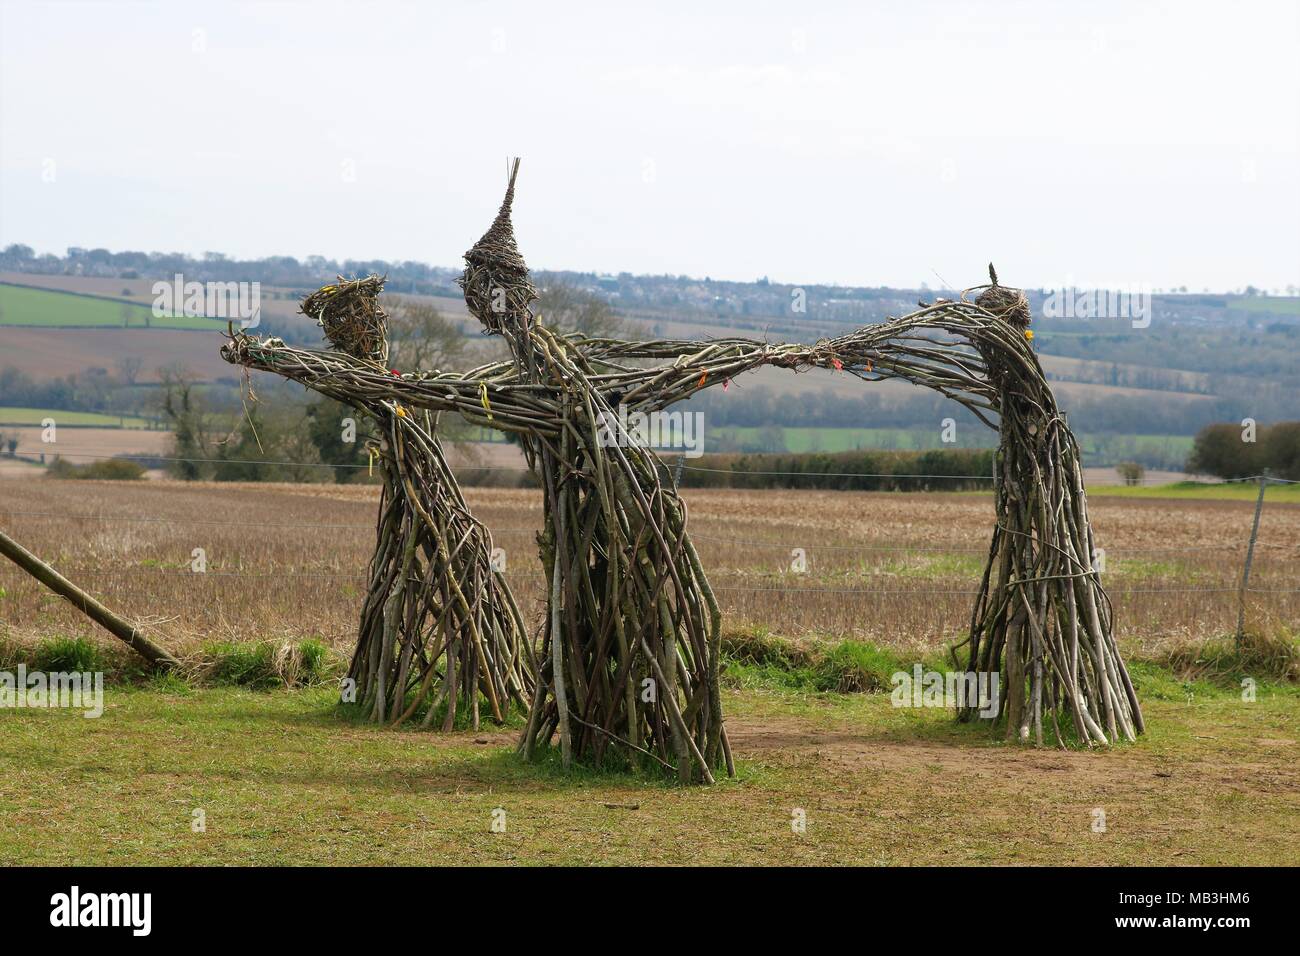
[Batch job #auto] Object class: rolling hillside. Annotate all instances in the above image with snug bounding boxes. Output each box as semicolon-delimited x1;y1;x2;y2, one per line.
1;271;1294;469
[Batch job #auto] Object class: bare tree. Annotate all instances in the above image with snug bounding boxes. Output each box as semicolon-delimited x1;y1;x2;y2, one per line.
158;367;209;480
1116;461;1145;486
382;295;468;371
115;355;143;386
534;281;633;338
380;295;485;448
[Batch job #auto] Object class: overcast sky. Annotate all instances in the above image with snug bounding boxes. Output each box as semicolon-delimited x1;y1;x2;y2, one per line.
2;0;1297;291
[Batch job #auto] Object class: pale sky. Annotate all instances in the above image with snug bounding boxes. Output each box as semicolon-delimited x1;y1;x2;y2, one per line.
2;0;1297;291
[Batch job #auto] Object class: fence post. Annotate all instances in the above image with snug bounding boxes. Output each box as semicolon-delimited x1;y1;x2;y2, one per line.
1235;473;1268;646
673;454;686;489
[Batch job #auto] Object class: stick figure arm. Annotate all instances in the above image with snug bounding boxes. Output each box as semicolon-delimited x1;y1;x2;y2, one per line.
587;338;846;411
220;335;558;436
581;319;1001;421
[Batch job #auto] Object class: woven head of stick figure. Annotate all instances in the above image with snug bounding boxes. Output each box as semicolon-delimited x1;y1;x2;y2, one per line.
460;158;538;336
301;274;390;362
974;262;1031;330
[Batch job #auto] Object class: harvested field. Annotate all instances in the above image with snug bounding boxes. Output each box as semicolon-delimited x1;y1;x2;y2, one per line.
0;481;1294;658
0;425;171;462
0;326;234;382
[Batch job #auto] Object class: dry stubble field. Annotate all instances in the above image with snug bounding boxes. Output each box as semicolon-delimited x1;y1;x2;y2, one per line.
2;480;1296;653
0;479;1297;865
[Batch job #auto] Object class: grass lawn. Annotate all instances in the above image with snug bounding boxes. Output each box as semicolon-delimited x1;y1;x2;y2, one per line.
0;283;215;331
0;406;154;428
1088;481;1300;503
1;672;1295;865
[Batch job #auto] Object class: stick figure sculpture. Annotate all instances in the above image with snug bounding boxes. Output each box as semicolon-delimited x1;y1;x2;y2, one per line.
223;165;1142;780
584;271;1144;746
228;277;533;730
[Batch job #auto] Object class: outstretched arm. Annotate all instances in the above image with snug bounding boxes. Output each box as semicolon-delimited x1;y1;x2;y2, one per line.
575;303;1011;420
221;333;562;437
589;338;829;411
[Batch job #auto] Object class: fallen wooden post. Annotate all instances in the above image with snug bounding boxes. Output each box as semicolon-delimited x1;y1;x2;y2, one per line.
0;527;178;671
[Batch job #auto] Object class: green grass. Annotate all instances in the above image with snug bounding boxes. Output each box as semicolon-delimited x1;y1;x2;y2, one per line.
30;635;107;673
873;553;986;579
1076;433;1193;461
0;283;215;330
203;639;338;689
1156;629;1300;685
1231;295;1300;315
1109;557;1208;583
721;628;947;694
814;640;905;692
0;625;1294;865
0;406;153;428
713;425;989;453
1088;480;1300;503
1;669;1295;865
710;425;1193;468
899;479;1296;502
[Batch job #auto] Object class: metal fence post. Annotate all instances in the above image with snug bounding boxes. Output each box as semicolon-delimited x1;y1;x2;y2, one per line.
1236;473;1268;646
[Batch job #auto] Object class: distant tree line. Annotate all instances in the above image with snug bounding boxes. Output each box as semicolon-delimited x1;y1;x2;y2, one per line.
156;371;369;483
1;243;464;298
2;244;661;315
46;457;146;480
684;382;1267;442
678;448;996;491
0;364;155;418
1186;421;1300;481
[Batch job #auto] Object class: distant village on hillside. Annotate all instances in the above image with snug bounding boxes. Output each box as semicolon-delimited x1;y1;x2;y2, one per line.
3;243;1296;334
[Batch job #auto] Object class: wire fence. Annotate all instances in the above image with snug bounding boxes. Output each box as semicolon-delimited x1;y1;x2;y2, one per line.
2;561;1295;596
0;475;1294;608
8;446;1298;486
0;509;1294;553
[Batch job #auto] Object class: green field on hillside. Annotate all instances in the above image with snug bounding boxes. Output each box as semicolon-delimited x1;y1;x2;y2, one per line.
1232;296;1300;315
0;406;154;427
710;425;985;453
0;283;214;330
1087;480;1300;503
710;425;1193;466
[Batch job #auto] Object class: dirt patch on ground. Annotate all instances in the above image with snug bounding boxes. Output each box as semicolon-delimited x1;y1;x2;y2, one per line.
731;716;1138;784
727;711;1300;799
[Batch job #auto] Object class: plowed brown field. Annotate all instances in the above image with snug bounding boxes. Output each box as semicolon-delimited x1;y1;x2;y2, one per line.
1;481;1294;657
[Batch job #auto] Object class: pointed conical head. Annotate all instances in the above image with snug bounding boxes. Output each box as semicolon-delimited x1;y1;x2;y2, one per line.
460;159;538;335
